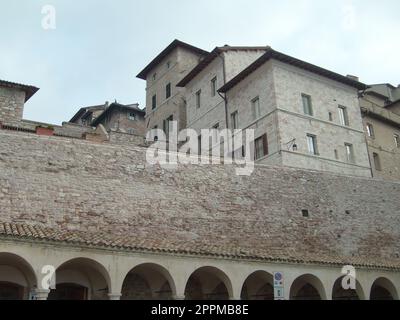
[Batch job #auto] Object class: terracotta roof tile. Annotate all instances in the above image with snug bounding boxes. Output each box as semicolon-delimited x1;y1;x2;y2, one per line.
0;222;399;270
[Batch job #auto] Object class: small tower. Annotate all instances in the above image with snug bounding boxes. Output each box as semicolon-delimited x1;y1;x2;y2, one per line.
0;80;39;125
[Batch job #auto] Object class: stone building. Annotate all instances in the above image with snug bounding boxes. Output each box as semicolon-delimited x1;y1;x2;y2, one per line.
136;39;209;137
90;102;146;136
0;126;399;300
359;84;400;181
0;80;39;125
69;102;109;126
0;40;400;301
175;46;371;178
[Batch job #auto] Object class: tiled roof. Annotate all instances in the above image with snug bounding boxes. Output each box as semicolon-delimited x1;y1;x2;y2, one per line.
136;39;209;80
176;46;269;87
0;79;39;102
1;222;399;270
218;48;367;93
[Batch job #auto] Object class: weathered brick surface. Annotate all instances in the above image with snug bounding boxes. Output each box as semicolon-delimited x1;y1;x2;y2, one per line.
0;87;25;124
0;130;399;267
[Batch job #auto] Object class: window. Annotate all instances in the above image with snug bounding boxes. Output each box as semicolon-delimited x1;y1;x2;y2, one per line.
302;94;313;116
153;125;158;141
166;83;171;99
302;210;309;218
338;106;349;126
163;115;173;137
127;129;135;135
394;134;400;148
198;135;202;155
334;149;339;160
373;153;381;171
306;134;318;155
152;94;157;110
127;112;136;121
254;134;268;160
366;123;375;138
251;97;261;120
166;61;171;69
152;73;157;81
231;111;239;129
211;77;217;97
345;143;354;163
329;112;333;121
196;90;201;108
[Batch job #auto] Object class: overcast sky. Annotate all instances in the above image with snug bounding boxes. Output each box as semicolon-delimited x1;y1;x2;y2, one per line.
0;0;399;124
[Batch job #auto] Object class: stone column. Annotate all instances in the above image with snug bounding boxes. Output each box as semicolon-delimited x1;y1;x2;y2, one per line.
108;293;122;300
34;289;50;300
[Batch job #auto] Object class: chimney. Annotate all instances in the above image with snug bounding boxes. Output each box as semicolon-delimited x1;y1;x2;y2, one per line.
346;75;359;82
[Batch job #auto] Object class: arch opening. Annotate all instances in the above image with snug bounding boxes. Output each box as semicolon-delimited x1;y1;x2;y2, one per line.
332;276;364;300
185;267;232;300
48;258;110;300
290;274;326;300
0;253;37;300
121;263;176;300
370;278;398;300
241;271;274;300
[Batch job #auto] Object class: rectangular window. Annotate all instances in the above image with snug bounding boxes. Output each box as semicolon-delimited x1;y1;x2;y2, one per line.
251;97;261;120
373;153;381;171
394;134;400;148
198;135;202;155
163;115;173;137
166;83;171;99
196;90;201;108
231;111;239;130
338;106;349;126
302;94;313;116
329;112;333;121
128;112;136;121
211;77;217;97
366;123;375;138
345;143;354;163
254;134;268;160
152;94;157;110
306;134;318;155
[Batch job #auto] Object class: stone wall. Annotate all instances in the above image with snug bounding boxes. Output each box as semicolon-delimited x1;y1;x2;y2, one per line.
0;87;25;124
0;129;399;267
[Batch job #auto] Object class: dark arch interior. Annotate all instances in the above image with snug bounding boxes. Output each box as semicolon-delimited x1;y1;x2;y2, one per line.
48;283;88;300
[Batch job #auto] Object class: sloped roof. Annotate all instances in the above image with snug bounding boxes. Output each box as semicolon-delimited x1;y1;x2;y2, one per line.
218;48;367;93
1;222;398;270
69;103;108;123
176;46;269;87
91;102;144;126
0;79;39;102
136;39;209;80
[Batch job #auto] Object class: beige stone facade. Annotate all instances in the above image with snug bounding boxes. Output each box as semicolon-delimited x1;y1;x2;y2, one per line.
360;91;400;181
137;41;208;136
0;129;399;300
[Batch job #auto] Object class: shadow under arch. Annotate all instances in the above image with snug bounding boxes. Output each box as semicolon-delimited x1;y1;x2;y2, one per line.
49;257;111;300
0;252;37;300
332;275;365;300
185;266;233;300
241;270;274;300
290;274;327;300
121;263;176;300
370;277;398;300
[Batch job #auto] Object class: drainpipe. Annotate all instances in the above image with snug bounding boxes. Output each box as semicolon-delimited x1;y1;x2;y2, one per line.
217;52;229;129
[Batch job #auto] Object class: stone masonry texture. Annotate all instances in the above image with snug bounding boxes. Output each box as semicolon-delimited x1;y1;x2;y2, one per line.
0;130;399;268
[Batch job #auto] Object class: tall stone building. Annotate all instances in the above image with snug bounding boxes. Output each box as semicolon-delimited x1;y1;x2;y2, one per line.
136;40;209;137
359;84;400;181
176;46;371;178
0;40;399;301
